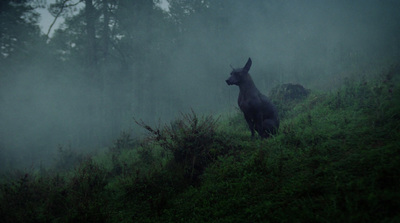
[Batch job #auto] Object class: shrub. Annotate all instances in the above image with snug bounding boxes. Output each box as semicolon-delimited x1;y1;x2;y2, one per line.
135;110;221;183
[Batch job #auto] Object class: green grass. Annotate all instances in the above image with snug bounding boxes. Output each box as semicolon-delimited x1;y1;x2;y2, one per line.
1;70;399;222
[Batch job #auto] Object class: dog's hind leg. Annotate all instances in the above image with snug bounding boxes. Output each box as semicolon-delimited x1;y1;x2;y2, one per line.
261;119;278;138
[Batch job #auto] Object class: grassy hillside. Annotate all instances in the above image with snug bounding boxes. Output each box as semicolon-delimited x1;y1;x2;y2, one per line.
1;68;399;222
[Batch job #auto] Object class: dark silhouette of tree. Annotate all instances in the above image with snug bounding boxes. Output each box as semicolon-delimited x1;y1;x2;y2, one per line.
84;0;97;73
0;0;41;62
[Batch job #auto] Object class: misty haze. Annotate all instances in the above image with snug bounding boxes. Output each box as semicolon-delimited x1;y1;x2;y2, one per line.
0;0;400;221
1;0;397;169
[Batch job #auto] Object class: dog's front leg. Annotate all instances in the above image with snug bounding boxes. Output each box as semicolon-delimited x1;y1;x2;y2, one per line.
244;113;255;137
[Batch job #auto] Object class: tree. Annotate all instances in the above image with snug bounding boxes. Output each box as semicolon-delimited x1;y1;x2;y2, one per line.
101;0;110;61
0;0;41;65
0;0;48;88
84;0;97;72
0;0;65;169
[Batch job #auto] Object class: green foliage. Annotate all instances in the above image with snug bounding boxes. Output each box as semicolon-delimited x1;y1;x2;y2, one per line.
161;72;400;222
135;110;226;183
269;83;311;119
1;73;400;222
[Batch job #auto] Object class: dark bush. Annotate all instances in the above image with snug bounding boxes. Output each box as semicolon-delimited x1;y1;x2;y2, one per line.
269;83;310;119
135;110;221;183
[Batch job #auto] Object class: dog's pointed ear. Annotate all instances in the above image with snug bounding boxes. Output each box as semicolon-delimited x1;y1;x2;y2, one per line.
243;57;252;72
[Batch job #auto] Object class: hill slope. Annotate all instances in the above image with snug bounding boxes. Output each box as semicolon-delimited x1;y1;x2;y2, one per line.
1;71;399;222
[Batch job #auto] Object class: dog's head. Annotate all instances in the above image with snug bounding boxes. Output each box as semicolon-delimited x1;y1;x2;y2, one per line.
226;57;252;86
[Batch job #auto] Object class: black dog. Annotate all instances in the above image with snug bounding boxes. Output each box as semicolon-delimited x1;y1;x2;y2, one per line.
226;58;279;138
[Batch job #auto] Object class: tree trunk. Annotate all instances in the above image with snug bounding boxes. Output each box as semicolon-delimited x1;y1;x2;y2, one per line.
85;0;97;73
102;0;110;61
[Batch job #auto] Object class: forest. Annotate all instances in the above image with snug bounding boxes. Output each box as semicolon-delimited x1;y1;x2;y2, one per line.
0;0;400;222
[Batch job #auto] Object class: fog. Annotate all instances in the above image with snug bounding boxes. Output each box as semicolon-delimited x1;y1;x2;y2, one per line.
1;0;399;171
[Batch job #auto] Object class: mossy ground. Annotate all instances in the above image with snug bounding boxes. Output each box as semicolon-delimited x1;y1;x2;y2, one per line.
1;70;399;222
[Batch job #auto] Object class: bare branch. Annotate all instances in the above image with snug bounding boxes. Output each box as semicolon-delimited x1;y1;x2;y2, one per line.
46;0;83;38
